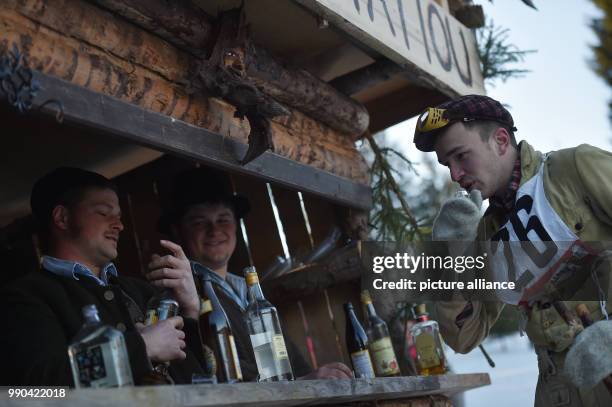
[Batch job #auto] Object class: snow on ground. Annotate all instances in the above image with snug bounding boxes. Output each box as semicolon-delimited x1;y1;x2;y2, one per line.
446;333;538;406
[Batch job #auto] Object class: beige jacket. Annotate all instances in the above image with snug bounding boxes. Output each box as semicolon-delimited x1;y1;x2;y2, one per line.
436;141;612;406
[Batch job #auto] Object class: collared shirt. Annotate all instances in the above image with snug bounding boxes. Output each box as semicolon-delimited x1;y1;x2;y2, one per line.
191;261;248;311
41;255;118;286
489;155;522;212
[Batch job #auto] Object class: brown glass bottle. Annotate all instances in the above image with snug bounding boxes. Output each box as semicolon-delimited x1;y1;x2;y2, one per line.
200;276;243;383
343;302;375;378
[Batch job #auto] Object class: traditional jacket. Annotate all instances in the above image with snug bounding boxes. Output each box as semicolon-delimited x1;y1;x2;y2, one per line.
0;268;207;386
436;141;612;406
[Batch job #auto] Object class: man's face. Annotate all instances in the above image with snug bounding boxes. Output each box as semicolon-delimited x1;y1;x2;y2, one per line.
177;203;237;271
434;122;506;199
64;188;124;266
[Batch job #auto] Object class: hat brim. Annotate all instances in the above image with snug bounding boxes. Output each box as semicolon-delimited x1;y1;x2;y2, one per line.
413;130;439;152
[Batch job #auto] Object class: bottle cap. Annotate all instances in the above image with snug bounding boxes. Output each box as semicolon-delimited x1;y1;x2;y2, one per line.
415;303;427;316
243;266;259;286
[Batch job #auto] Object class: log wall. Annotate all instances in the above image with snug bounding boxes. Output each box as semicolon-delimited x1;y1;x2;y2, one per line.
0;1;370;184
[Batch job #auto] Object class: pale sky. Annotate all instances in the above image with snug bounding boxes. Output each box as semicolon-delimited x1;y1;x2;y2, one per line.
387;0;610;169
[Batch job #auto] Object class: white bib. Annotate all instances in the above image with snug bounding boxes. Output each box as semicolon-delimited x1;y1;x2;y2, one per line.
488;160;595;305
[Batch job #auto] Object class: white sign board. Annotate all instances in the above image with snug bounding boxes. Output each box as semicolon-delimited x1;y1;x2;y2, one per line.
296;0;485;96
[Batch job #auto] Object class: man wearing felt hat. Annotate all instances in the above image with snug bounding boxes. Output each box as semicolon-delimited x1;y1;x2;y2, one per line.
0;167;209;386
161;167;353;381
413;94;612;406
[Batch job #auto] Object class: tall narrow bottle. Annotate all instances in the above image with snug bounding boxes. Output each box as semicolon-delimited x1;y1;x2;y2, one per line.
200;276;243;383
361;290;401;377
68;304;134;388
343;302;375;378
243;266;294;382
410;304;447;375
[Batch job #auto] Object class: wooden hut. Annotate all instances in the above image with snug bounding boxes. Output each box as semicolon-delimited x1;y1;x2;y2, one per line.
0;0;488;405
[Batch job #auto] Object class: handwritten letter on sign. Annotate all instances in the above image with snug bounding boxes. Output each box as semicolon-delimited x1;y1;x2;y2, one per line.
296;0;485;96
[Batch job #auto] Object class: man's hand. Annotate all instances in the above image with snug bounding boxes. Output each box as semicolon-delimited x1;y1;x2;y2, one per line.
138;316;187;363
146;240;200;319
433;189;483;243
298;362;353;380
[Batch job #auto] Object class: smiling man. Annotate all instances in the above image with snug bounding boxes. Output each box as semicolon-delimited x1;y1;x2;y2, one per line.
413;95;612;407
160;168;353;381
0;167;208;386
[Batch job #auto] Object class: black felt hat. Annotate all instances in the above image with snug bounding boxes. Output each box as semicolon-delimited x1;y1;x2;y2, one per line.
158;167;250;235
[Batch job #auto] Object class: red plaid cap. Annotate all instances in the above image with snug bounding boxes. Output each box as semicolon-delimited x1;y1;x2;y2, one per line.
414;94;517;152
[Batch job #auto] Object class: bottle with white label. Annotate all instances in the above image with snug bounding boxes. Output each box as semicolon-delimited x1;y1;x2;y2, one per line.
243;266;294;382
343;302;375;378
68;304;134;388
361;290;401;377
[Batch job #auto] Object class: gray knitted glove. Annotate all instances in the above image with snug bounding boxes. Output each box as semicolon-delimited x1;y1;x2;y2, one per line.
564;320;612;389
432;189;483;242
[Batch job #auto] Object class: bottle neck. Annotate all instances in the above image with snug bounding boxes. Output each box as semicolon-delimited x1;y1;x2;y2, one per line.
203;278;222;308
247;281;266;302
365;302;377;317
82;306;101;325
417;314;429;323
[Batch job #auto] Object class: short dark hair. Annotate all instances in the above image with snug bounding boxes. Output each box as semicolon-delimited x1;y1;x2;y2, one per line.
463;120;518;148
30;167;117;248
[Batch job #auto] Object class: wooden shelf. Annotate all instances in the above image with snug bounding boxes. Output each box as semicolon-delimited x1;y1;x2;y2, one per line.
262;245;363;302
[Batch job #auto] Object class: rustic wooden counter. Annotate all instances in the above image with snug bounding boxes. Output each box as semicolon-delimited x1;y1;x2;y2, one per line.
2;373;489;406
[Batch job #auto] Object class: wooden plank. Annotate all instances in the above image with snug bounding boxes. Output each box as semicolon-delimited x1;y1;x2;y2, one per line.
113;164;164;279
4;72;372;209
300;192;340;246
295;0;485;97
0;374;490;406
364;84;448;134
231;174;285;272
269;185;312;259
264;245;363;303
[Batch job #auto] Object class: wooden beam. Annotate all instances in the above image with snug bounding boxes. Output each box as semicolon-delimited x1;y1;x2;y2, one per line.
90;0;370;137
329;60;405;96
5;72;372;209
91;0;216;54
0;7;370;184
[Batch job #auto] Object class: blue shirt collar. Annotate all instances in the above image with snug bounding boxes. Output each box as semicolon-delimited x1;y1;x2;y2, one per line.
190;261;248;311
41;255;118;286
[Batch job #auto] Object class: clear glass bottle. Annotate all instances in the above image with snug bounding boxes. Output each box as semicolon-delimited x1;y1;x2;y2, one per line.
343;302;375;378
200;277;243;383
68;304;134;388
410;304;447;376
360;290;401;377
243;266;294;382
